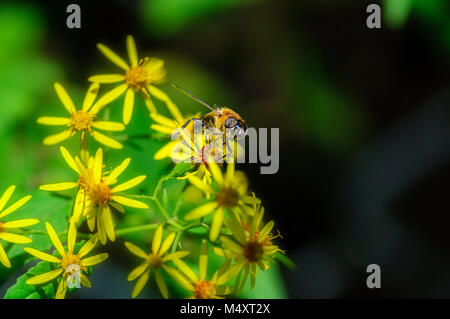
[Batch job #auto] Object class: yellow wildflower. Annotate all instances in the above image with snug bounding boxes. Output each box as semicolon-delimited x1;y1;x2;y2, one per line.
37;82;126;149
216;205;282;293
169;239;234;299
88;35;178;125
40;147;149;244
25;222;108;299
0;186;36;268
184;160;260;241
125;224;190;298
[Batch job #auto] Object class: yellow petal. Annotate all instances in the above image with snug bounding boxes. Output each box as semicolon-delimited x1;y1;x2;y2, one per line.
92;121;125;131
0;195;32;219
111;175;146;193
144;98;157;113
82;82;100;111
158;232;175;256
155;269;169;299
0;232;31;244
97;205;107;245
82;253;109;266
88;74;125;84
173;258;198;282
225;161;235;187
187;175;215;194
46;222;65;257
184;201;218;221
0;243;11;268
26;268;63;285
209;208;224;242
37;117;71;126
97;43;129;70
126;35;138;67
2;219;39;229
162;265;193;292
132;269;150;298
145;58;164;73
54;83;76;113
125;241;148;259
150;112;177;128
105;158;130;185
123;88;135;125
220;236;243;254
60;146;80;174
0;185;15;213
150;124;176;135
72;189;85;222
154;141;179;160
208;159;223;187
39;182;78;192
148;85;183;124
199;240;208;281
24;247;60;263
91;131;123;149
111;195;149;209
55;277;67;299
152;225;163;255
90;83;128;114
257;221;274;243
67;222;77;253
93;148;103;183
78;234;99;257
103;204;115;242
128;264;149;281
81;274;92;288
43;129;73;145
162;250;190;262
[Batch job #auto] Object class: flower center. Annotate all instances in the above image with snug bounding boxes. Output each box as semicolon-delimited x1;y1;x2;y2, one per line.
243;241;264;263
0;221;3;232
125;66;149;91
61;252;82;270
193;280;215;299
216;187;240;208
70;111;94;132
90;182;112;205
147;254;162;268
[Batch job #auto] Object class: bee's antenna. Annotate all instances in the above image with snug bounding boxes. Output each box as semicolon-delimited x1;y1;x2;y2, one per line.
171;84;220;114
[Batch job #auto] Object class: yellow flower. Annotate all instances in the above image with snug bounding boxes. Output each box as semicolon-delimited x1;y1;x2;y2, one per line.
216;205;282;293
125;224;190;298
25;222;108;299
169;239;234;299
40;147;149;244
184;160;260;241
0;186;36;268
88;35;179;125
37;82;126;149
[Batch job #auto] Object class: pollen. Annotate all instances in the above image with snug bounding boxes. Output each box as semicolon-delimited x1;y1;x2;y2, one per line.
90;182;112;204
193;280;215;299
243;241;264;263
61;252;82;270
70;110;94;132
216;187;240;208
125;65;148;91
146;254;162;268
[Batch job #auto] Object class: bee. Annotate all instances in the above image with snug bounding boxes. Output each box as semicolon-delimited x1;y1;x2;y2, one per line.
171;84;247;140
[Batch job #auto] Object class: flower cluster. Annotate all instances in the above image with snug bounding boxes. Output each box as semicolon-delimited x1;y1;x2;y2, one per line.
1;35;285;299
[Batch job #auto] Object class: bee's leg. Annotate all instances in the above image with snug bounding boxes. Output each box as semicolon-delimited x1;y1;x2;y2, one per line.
181;118;204;129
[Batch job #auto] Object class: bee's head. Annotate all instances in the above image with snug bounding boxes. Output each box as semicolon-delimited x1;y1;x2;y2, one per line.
225;117;247;138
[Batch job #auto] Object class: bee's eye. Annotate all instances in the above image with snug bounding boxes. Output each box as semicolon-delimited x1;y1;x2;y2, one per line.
225;118;237;128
